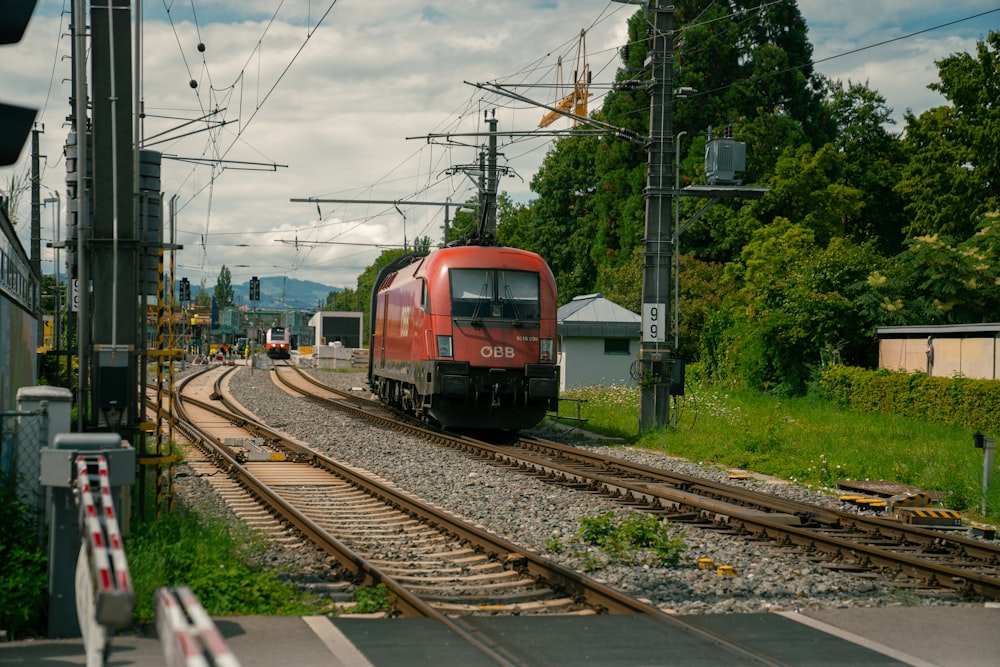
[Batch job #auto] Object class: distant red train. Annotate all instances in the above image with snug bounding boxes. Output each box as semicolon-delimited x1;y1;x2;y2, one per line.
368;245;560;431
265;326;291;359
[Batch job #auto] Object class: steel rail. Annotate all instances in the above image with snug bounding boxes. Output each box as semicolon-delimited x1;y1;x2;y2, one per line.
515;436;1000;566
171;368;523;667
218;366;672;616
275;365;1000;601
208;365;799;666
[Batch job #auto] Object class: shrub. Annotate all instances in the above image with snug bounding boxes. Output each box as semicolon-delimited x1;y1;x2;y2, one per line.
0;475;48;639
576;511;686;567
818;365;1000;434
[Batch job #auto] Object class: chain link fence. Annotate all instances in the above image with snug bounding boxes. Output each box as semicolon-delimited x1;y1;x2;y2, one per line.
1;405;49;547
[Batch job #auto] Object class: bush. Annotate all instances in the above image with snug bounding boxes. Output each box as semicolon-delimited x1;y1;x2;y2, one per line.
576;511;687;567
0;475;48;639
818;365;1000;434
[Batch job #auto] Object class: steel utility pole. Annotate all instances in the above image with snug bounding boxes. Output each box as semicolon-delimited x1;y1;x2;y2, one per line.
89;0;137;436
637;1;676;432
31;126;42;344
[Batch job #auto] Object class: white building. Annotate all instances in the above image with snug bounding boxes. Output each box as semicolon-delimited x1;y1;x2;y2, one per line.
557;294;641;390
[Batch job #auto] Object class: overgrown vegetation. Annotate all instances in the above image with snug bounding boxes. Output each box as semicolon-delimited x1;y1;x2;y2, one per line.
344;584;395;614
557;370;1000;521
126;505;330;624
0;475;48;640
548;511;687;571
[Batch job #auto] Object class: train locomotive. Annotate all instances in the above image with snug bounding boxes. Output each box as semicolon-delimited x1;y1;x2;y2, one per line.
368;245;560;431
265;326;291;359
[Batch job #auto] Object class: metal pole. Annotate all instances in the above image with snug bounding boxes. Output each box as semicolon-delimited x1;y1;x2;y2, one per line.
43;196;64;367
32;127;42;345
984;438;995;517
673;130;686;352
638;1;674;432
73;0;90;430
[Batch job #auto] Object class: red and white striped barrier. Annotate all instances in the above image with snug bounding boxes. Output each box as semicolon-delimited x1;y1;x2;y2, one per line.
156;586;242;667
74;455;135;666
74;455;134;628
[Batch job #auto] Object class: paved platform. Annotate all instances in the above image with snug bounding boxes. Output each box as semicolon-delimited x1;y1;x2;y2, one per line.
2;605;997;666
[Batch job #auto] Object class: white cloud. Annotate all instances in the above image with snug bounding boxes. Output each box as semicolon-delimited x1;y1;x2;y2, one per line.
3;1;997;290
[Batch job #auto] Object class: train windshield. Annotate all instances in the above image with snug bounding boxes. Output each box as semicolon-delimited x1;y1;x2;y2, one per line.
450;269;540;321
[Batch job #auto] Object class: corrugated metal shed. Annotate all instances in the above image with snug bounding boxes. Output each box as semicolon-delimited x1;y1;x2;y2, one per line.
557;293;640;338
877;323;1000;338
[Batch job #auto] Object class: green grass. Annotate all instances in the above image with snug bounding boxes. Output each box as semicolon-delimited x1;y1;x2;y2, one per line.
127;505;331;624
556;383;1000;521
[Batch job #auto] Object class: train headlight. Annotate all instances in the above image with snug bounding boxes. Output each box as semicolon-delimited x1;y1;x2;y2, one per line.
437;335;453;357
540;338;554;361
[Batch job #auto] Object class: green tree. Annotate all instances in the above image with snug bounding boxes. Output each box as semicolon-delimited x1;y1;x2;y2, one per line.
325;287;359;312
825;79;907;253
356;248;409;340
863;233;995;326
897;32;1000;242
708;219;882;393
214;265;234;308
195;277;211;308
748;143;865;247
499;132;601;302
506;1;837;305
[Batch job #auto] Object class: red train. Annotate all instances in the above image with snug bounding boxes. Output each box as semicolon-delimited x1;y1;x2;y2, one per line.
265;326;291;359
368;245;560;431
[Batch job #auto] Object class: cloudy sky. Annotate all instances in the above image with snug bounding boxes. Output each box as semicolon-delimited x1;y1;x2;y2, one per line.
3;1;998;295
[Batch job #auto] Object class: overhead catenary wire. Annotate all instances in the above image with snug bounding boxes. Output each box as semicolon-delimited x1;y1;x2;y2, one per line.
17;1;984;291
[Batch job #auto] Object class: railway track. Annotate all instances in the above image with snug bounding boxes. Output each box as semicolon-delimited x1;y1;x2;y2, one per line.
173;366;665;617
271;362;1000;602
172;364;815;665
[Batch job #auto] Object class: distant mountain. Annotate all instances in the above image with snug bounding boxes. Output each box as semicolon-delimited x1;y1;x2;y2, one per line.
193;277;341;311
241;276;340;311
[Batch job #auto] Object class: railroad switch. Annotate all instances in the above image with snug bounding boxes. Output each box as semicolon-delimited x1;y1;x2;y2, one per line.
225;437;285;462
892;507;963;527
886;490;931;512
841;496;887;512
972;524;997;539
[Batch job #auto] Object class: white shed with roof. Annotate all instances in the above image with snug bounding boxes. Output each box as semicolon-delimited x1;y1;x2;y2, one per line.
557;293;641;389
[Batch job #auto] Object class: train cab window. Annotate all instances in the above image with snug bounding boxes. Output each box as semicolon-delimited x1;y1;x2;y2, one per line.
498;271;541;320
450;269;540;321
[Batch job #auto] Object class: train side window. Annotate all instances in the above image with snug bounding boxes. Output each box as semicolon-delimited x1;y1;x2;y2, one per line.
420;279;429;312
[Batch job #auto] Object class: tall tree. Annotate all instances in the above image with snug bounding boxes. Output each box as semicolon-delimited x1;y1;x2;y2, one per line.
214;265;234;308
504;1;837;305
825;79;907;253
897;31;1000;242
195;277;211;307
708;219;883;393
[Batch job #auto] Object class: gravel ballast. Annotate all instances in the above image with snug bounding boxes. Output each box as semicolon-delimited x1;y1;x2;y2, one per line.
172;361;989;615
